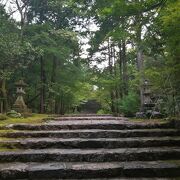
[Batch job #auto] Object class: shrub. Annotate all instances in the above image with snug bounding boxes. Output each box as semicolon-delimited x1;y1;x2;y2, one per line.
0;114;8;121
6;110;21;118
97;109;108;115
119;92;140;117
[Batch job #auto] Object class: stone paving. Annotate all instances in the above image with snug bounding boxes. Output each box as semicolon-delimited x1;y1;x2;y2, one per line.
0;115;180;179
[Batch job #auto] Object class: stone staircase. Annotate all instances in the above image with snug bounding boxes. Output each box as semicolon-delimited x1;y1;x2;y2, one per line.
0;115;180;179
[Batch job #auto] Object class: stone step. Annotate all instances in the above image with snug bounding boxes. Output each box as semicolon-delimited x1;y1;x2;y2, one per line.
0;137;180;149
53;117;126;121
1;129;180;138
57;114;113;117
0;161;180;179
7;121;172;131
20;179;175;180
0;147;180;163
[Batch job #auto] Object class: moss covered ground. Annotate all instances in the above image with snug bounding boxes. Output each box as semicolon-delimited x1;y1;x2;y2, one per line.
129;118;170;124
0;114;49;151
0;114;49;127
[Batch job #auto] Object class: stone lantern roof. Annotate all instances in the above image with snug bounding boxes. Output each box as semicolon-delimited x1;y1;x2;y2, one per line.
15;80;27;87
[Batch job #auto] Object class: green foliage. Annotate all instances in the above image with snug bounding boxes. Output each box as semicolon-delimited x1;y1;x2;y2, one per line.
6;110;21;118
119;92;140;117
0;0;179;117
97;109;110;115
161;0;180;57
0;114;8;121
0;114;48;126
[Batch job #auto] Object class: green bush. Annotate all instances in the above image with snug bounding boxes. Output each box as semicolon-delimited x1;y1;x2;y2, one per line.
6;110;21;118
119;92;140;117
0;114;8;121
97;109;110;115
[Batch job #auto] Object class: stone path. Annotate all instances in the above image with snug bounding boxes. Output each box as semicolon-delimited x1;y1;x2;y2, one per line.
0;115;180;179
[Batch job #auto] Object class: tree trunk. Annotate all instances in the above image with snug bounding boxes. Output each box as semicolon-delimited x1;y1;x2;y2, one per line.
1;79;9;112
112;45;120;114
136;14;144;111
118;42;123;99
137;48;144;111
51;57;57;84
122;40;128;96
49;57;57;114
40;56;46;113
114;64;120;114
108;40;115;113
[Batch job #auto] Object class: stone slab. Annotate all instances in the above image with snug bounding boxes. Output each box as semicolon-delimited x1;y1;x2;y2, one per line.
1;129;180;138
0;161;180;179
54;117;127;121
58;114;113;117
0;147;180;163
7;121;172;131
0;137;180;149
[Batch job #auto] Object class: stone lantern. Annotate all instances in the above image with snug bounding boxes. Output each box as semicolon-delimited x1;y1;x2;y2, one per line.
136;80;162;118
13;80;28;113
143;80;154;109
